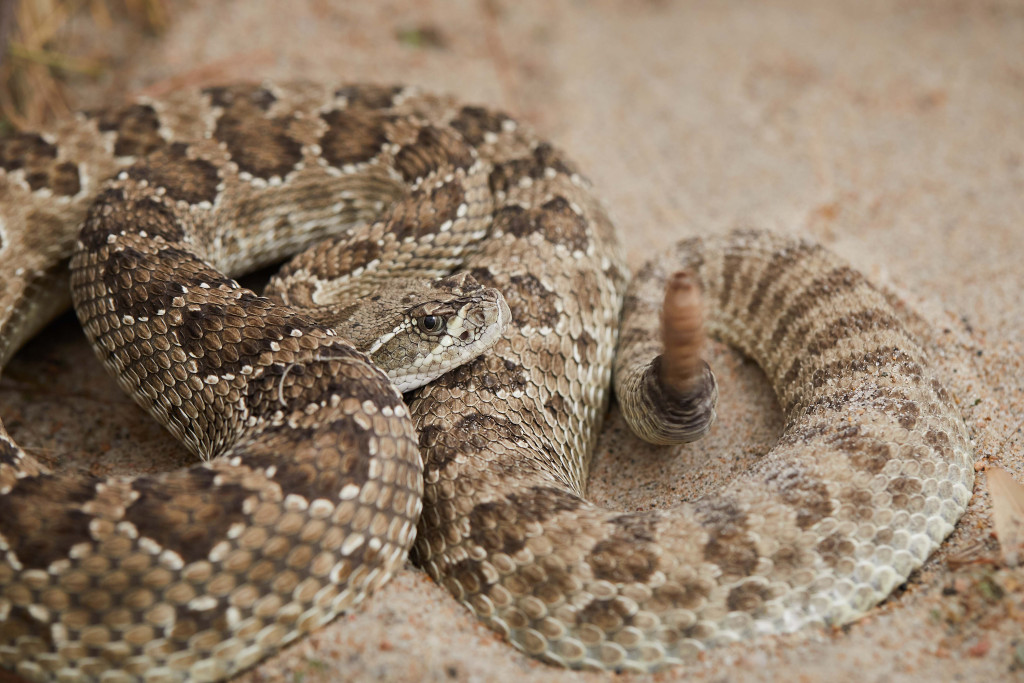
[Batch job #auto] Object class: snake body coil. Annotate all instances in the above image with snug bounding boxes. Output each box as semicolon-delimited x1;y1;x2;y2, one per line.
0;83;973;680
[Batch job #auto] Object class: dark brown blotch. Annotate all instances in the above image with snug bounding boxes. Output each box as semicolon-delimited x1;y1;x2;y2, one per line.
464;486;581;556
527;557;579;606
394;125;474;183
930;377;950;403
589;514;660;583
837;435;895;475
896;400;920;429
276;233;383;284
488;142;578;195
447;557;488;597
726;581;776;612
419;412;523;475
0;474;101;570
94;102;164;157
768;468;834;530
124;468;249;565
79;188;185;251
544;392;567;419
0;132;55;170
887;476;923;510
232;413;381;503
0;132;81;194
211;92;302;179
388;178;465;241
450;105;510;146
815;531;855;569
50;161;81;196
491;197;590;252
537;197;589;252
694;499;748;532
696;500;759;577
440;354;527;396
770;542;807;571
126;142;220;204
703;534;759;578
172;601;230;645
319;108;389;168
503;272;560;329
651;578;712;611
98;244;179;321
491;205;532;236
838;485;876;522
806;309;899;357
574;329;596;364
924;428;953;459
334;84;404;110
204;84;277;111
466;266;499;288
332;236;382;275
576;596;636;632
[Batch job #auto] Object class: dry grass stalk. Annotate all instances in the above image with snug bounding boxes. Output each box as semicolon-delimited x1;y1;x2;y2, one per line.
0;0;167;130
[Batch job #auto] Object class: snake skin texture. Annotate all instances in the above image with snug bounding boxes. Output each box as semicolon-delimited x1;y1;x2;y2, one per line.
0;82;974;681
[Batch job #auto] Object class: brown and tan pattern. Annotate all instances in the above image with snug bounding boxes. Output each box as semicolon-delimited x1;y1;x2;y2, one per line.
0;82;974;681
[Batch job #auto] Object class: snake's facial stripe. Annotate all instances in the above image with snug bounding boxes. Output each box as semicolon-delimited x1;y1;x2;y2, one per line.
366;327;400;357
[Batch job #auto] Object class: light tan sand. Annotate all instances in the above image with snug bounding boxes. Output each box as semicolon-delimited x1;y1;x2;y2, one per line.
2;1;1022;680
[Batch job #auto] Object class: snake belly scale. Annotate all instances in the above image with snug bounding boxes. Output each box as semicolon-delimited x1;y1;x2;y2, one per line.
0;82;974;680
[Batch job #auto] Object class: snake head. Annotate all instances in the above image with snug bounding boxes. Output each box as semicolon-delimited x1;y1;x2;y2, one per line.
363;275;512;392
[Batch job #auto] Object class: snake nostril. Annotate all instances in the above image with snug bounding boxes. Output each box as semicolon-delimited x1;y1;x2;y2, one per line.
460;330;471;342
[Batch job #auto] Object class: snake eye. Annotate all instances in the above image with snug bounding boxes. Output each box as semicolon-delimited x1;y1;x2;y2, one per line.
417;315;445;334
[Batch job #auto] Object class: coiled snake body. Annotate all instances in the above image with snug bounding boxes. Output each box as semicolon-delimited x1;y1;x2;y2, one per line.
0;83;974;680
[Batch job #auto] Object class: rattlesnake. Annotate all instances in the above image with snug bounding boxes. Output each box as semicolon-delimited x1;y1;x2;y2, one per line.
0;82;974;681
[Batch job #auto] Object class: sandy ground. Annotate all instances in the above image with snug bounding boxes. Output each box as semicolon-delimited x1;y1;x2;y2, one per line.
2;0;1023;680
